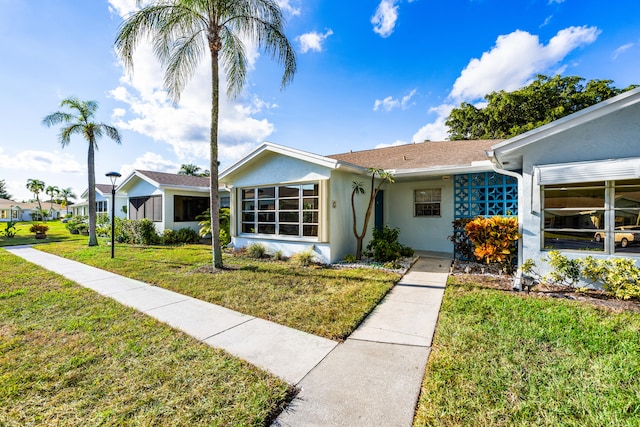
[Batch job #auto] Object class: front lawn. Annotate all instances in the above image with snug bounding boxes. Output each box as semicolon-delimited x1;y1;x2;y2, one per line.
0;220;85;247
0;250;292;426
36;241;399;340
413;277;640;426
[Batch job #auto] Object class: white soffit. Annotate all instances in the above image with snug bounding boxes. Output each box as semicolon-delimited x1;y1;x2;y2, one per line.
536;157;640;185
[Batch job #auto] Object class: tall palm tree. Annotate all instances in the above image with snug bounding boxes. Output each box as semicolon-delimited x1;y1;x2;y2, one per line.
59;187;77;215
26;178;45;214
115;0;296;269
46;185;60;219
178;163;202;176
42;98;122;246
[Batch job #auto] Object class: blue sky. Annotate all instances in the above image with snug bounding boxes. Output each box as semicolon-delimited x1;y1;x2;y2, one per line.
1;0;639;202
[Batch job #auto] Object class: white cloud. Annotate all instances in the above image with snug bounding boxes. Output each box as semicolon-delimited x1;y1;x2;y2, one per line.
612;42;635;60
548;0;565;4
450;26;600;102
375;140;408;149
412;104;455;142
412;26;600;142
0;148;83;174
297;29;333;53
276;0;301;16
373;89;416;111
371;0;399;38
109;8;277;168
120;152;181;178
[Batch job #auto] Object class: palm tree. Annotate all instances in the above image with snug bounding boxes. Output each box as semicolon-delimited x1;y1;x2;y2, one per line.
46;185;60;219
178;163;202;176
115;0;296;269
59;187;77;215
26;178;45;215
42;98;122;246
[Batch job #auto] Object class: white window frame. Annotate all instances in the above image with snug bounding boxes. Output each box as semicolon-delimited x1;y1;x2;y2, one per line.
240;183;319;239
541;179;640;254
414;188;442;217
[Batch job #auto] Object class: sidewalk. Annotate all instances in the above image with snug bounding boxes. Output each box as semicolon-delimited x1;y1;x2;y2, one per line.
3;245;336;385
274;254;450;426
5;246;450;426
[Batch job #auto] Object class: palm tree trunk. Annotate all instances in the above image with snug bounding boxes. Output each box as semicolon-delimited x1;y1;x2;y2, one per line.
87;140;98;246
210;47;222;269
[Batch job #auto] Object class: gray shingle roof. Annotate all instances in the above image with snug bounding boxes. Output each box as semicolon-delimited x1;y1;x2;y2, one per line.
327;140;501;170
137;170;210;188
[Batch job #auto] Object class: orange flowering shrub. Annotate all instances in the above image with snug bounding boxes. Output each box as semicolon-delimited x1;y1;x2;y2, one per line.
464;216;519;272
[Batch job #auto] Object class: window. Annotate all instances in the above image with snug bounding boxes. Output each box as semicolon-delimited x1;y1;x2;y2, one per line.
542;179;640;254
174;195;209;222
220;196;230;208
414;188;441;217
241;184;319;238
96;200;107;213
129;195;162;222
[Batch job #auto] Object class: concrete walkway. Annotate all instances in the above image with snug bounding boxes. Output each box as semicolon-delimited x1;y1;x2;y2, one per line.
3;245;336;385
274;254;450;426
5;246;450;426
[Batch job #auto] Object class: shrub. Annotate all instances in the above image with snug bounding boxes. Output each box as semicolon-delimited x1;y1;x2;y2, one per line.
291;249;315;267
65;215;87;233
365;225;414;262
272;250;286;261
163;227;200;245
246;243;266;259
343;254;357;263
522;252;640;300
448;218;474;260
1;221;18;238
29;223;49;234
581;256;640;300
465;216;519;273
118;218;160;245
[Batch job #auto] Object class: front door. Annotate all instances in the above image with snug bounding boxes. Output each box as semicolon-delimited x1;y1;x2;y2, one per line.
374;190;384;231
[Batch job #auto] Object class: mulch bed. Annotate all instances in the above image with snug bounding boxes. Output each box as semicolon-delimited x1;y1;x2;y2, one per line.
450;260;640;314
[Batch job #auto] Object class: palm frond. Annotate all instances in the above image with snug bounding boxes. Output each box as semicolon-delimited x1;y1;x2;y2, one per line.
220;28;247;98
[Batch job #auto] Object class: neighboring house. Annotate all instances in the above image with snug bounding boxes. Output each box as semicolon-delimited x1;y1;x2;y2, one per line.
220;87;640;270
0;199;63;221
72;184;128;219
490;86;640;279
219;140;517;263
115;170;230;233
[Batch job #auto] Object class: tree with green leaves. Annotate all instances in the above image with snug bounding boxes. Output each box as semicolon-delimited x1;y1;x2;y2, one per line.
42;98;122;246
446;75;638;140
178;163;204;176
351;168;394;260
45;185;60;219
0;179;12;200
115;0;296;269
26;179;45;212
59;187;76;215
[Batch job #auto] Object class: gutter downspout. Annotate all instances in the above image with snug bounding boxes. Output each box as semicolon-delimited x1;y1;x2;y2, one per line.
485;150;525;291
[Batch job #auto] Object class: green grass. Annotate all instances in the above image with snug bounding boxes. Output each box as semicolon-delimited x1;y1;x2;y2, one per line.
0;250;292;426
0;220;85;247
413;277;640;426
36;241;399;340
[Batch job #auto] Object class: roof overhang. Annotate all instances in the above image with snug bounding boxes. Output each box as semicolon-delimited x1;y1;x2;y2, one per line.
389;160;495;181
220;142;368;183
492;87;640;168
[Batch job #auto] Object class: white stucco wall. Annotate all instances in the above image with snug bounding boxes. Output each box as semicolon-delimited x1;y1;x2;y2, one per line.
516;102;640;279
162;188;210;233
385;177;455;254
226;153;338;262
